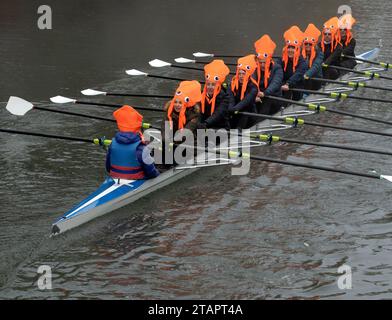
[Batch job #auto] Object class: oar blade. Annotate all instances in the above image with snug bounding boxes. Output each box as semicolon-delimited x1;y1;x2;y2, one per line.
381;175;392;183
174;57;196;64
81;89;107;96
193;52;214;58
149;59;171;68
6;96;34;116
125;69;148;76
50;96;77;104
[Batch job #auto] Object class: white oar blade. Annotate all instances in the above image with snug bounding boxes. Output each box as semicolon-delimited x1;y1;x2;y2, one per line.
381;175;392;183
125;69;148;76
149;59;171;68
50;96;77;104
174;57;196;64
81;89;107;96
193;52;214;58
6;96;34;116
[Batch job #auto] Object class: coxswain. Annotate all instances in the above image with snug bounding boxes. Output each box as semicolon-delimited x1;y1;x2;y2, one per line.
302;23;324;90
228;54;259;129
106;105;160;180
198;60;233;130
253;34;284;115
279;26;308;101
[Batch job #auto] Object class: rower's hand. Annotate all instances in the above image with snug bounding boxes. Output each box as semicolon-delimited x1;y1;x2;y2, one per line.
255;97;262;103
304;74;310;80
281;84;289;92
197;122;207;129
257;91;264;98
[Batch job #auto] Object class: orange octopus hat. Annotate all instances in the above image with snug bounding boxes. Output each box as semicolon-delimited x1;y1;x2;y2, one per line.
202;59;230;115
167;80;202;130
321;16;340;53
302;23;321;68
231;54;258;100
282;25;304;72
339;13;356;46
254;34;277;88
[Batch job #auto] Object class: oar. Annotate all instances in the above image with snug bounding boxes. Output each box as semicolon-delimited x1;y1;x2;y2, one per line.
323;63;392;81
174;56;237;67
193;52;243;59
309;77;392;92
265;95;392;126
6;96;160;130
248;153;392;183
0;127;112;146
341;53;392;69
250;133;392;157
6;96;115;122
81;89;171;99
50;96;164;114
125;69;204;83
149;58;237;74
235;112;392;138
289;88;392;104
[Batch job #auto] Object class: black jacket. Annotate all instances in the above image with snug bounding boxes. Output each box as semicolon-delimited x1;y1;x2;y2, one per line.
255;60;283;97
321;38;357;69
228;81;258;113
277;56;308;88
200;85;233;130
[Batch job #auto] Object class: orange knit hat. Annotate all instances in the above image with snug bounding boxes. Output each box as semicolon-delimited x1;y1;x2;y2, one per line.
167;80;202;129
113;105;143;133
282;25;304;72
231;54;258;100
254;34;276;88
302;23;321;67
202;60;230;115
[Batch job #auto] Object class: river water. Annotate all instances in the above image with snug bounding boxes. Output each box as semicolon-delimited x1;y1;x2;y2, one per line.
1;0;392;299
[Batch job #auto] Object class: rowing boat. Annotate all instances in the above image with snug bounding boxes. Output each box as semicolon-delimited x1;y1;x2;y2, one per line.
50;47;381;236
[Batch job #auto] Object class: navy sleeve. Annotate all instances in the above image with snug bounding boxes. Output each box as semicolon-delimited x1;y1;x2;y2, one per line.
342;38;356;56
305;49;324;78
287;58;308;87
105;145;112;173
204;94;229;127
136;144;160;179
264;64;284;96
228;84;257;112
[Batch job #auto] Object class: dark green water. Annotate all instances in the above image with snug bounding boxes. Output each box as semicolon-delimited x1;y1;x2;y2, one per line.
1;0;392;299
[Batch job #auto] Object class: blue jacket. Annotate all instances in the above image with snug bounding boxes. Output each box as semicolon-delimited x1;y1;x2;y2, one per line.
277;56;308;87
228;81;258;113
305;47;324;78
106;132;160;180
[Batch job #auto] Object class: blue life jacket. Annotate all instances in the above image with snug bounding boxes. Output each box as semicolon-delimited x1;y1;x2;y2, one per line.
109;132;145;180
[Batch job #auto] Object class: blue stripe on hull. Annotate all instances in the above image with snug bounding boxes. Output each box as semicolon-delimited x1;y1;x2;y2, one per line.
54;177;146;223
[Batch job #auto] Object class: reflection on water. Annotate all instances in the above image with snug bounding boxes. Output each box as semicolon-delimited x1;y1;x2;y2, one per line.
1;0;392;299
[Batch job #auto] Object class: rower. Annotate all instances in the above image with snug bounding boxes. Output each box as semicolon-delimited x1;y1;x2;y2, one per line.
302;23;324;90
106;105;160;180
319;16;341;79
163;80;202;134
228;54;259;129
161;80;202;165
198;59;233;130
253;34;284;115
278;26;308;101
337;13;357;70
